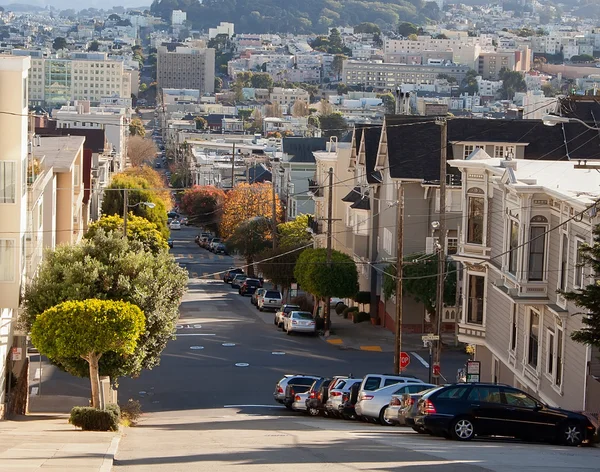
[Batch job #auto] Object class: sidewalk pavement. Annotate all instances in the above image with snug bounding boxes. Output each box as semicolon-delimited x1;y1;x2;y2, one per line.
0;414;120;472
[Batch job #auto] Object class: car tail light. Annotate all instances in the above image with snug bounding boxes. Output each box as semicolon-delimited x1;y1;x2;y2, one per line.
361;394;374;401
292;320;298;325
295;395;301;401
409;398;415;406
277;386;283;394
390;397;401;406
309;391;316;399
422;400;436;415
317;393;322;400
330;391;341;397
342;393;349;402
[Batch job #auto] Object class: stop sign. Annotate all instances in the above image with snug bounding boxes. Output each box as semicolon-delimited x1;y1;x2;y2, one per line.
400;352;410;370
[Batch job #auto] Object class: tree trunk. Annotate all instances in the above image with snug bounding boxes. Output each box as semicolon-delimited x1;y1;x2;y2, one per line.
85;353;102;409
246;256;255;277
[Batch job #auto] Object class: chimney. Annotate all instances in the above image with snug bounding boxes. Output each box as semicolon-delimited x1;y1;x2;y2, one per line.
395;87;401;114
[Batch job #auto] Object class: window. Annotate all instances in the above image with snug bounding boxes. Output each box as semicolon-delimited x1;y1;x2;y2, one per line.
510;304;517;352
73;164;80;187
508;219;519;275
0;161;16;203
546;329;555;377
437;386;469;399
467;195;484;244
527;309;540;369
503;389;538;408
528;226;546;281
23;77;27;108
555;327;563;387
574;239;585;288
463;143;484;159
467;386;502;403
383;228;393;254
0;239;15;281
494;145;515;159
384;378;402;387
466;274;484;325
559;233;568;290
363;377;381;391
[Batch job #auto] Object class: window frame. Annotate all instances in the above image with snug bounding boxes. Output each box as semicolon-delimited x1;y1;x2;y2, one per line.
558;232;569;291
545;328;555;378
526;307;541;371
507;218;519;276
509;304;517;353
466;191;485;245
573;237;585;289
527;225;547;282
465;272;485;326
0;238;16;282
0;161;17;204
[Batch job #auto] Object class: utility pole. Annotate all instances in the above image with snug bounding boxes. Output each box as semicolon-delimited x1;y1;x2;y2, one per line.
393;183;404;375
271;162;278;249
230;142;236;188
433;118;448;384
325;167;334;336
123;188;129;237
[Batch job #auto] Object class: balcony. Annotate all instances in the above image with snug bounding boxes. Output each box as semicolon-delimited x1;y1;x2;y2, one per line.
27;155;45;187
308;178;323;199
307;215;323;235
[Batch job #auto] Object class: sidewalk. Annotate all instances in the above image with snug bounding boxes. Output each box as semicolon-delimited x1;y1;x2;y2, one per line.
0;414;120;472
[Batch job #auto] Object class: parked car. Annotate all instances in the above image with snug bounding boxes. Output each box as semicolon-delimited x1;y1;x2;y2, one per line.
167;238;173;248
169;220;181;230
214;243;228;255
292;391;310;412
274;304;301;327
208;238;222;252
339;382;362;420
273;375;320;409
224;268;244;283
358;374;422;398
283;311;316;335
258;290;283;312
395;388;438;429
230;274;248;289
356;382;434;426
251;288;266;306
180;217;189;225
305;378;333;416
167;211;179;219
325;378;363;418
239;278;261;296
414;383;598;446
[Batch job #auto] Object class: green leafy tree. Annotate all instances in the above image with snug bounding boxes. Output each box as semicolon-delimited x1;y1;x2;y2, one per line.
180;185;226;233
214;76;223;92
129;117;146;137
88;40;100;51
354;22;380;34
562;226;600;348
31;299;145;408
319;112;347;138
277;214;313;249
437;73;457;84
398;22;418;37
23;230;187;381
377;92;396;114
460;69;479;95
195;116;207;130
257;245;306;296
250;72;274;89
498;68;527;100
139;83;148;93
332;54;346;80
85;214;168;254
225;217;271;276
53;37;68;51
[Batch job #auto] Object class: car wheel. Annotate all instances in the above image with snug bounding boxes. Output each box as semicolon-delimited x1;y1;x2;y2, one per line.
308;407;320;416
286;327;293;335
450;417;475;441
411;426;425;434
561;422;584;447
274;317;278;325
259;306;264;312
379;406;393;426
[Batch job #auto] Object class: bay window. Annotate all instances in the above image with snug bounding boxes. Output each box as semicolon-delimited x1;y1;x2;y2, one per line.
466;274;484;325
508;219;519;275
467;190;485;245
528;226;546;281
527;308;540;369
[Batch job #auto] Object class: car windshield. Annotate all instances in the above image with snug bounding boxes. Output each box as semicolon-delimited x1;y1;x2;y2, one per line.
265;291;281;298
246;280;260;286
284;305;300;313
292;312;313;320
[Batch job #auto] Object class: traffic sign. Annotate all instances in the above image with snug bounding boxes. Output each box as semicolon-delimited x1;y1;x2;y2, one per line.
422;334;440;342
432;363;440;377
400;352;411;370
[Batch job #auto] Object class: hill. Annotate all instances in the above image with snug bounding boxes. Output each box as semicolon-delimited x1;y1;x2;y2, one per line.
149;0;442;34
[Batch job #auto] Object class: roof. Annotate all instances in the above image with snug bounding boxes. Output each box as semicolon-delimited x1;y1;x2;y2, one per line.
342;186;362;203
36;135;85;172
247;163;272;184
35;125;106;154
283;137;327;163
350;195;371;211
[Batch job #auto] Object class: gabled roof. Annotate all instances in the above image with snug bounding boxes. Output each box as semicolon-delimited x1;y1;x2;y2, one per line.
342;186;362;203
467;148;492;160
247;163;272;184
283;137;327;163
355;124;383;184
351;195;370;211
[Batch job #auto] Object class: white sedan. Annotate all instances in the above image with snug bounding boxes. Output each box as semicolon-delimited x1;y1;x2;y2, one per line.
169;220;181;230
283;311;316;335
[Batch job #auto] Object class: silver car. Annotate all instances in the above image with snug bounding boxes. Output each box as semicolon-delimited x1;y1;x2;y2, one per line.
325;378;362;416
274;304;301;328
273;375;319;404
283;311;316;335
292;391;310;412
231;274;247;289
258;290;282;312
355;382;431;426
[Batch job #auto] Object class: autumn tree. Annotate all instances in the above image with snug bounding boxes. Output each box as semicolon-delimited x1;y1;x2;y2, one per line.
123;166;173;210
292;100;309;117
180;185;226;233
23;231;187;380
319;99;334;116
85;214;168;254
127;135;158;167
129;117;146;137
31;299;145;408
220;183;282;239
265;102;283;118
195;116;207;130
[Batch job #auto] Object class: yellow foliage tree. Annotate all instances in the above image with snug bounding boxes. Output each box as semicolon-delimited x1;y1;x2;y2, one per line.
220;183;282;239
123;166;173;210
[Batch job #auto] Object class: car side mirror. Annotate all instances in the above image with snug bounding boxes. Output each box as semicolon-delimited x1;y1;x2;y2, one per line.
534;403;543;411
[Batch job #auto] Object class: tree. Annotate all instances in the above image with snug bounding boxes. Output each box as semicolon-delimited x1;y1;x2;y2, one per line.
214;76;223;92
123;166;173;211
332;54;346;80
277;214;313;249
194;116;207;130
85;214;168;254
88;40;100;51
265;102;283;118
319;99;334;116
383;255;456;333
250;72;274;89
570;54;596;63
257;245;306;296
129;117;146;137
562;225;600;348
226;217;271;276
180;185;226;233
292;100;309;117
31;299;145;408
220;183;282;239
139;83;148;94
377;92;396;114
127;135;157;167
320;112;347;138
354;22;380;34
541;82;559;97
460;69;479;95
398;22;418;38
499;68;527;100
23;230;187;381
437;73;457;84
53;37;68;51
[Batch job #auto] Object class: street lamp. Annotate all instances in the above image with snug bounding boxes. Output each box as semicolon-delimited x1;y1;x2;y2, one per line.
542;114;600;130
123;188;156;237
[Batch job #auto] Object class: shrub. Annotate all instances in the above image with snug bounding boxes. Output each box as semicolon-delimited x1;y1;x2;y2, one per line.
342;306;358;319
335;303;348;315
69;406;119;431
356;311;370;323
120;399;142;426
354;291;371;305
291;294;314;313
105;403;121;421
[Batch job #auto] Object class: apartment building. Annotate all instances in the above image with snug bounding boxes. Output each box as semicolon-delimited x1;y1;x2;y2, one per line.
269;87;309;109
157;46;215;94
14;51;133;106
384;37;481;68
342;60;470;90
449;154;600;412
477;48;531;80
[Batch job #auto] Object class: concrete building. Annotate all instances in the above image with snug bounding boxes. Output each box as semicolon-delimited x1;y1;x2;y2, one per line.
157;46;215;95
477;48;531;80
269;87;309;109
209;22;235;39
171;9;186;26
342;60;470;89
384;37;482;69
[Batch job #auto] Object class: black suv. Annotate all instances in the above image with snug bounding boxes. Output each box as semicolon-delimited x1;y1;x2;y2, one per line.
413;383;598;446
223;268;244;283
239;278;262;296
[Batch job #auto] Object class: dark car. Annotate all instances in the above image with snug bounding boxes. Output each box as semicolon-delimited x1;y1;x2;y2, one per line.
239;278;262;296
167;238;173;248
305;377;333;417
214;243;228;255
340;382;361;420
223;268;244;283
282;377;320;410
413;383;598;446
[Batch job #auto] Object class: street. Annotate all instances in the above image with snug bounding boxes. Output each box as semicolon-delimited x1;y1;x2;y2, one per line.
113;225;600;471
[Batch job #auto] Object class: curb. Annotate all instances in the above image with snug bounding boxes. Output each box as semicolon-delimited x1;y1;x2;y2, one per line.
100;434;122;472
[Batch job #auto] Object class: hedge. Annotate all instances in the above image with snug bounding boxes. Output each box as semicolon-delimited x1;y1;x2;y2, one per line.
335;303;348;315
69;405;120;431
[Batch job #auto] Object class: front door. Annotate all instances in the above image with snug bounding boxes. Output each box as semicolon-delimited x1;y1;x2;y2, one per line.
466;386;508;437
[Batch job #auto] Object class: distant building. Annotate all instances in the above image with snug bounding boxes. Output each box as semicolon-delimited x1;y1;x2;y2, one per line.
477;48;531;80
171;10;186;26
209;22;234;39
157;46;215;95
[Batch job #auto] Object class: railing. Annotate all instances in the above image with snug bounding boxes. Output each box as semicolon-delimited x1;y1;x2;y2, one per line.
27;155;45;187
308;178;323;198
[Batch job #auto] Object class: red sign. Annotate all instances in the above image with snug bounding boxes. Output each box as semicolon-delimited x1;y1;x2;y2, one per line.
400;352;410;370
432;363;440;377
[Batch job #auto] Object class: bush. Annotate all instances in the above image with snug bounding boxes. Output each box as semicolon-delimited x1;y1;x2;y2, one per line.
356;311;370;323
291;294;314;313
354;291;371;305
335;303;348;315
120;399;142;426
105;403;121;421
69;406;120;431
342;306;358;319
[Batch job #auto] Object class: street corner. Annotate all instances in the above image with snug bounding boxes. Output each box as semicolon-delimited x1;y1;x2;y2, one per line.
359;345;383;352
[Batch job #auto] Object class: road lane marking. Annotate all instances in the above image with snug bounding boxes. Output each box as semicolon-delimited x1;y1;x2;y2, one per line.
327;338;343;345
271;352;286;355
176;333;216;336
189;346;204;350
222;343;236;347
410;352;429;368
360;345;383;352
235;363;249;367
224;405;285;408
